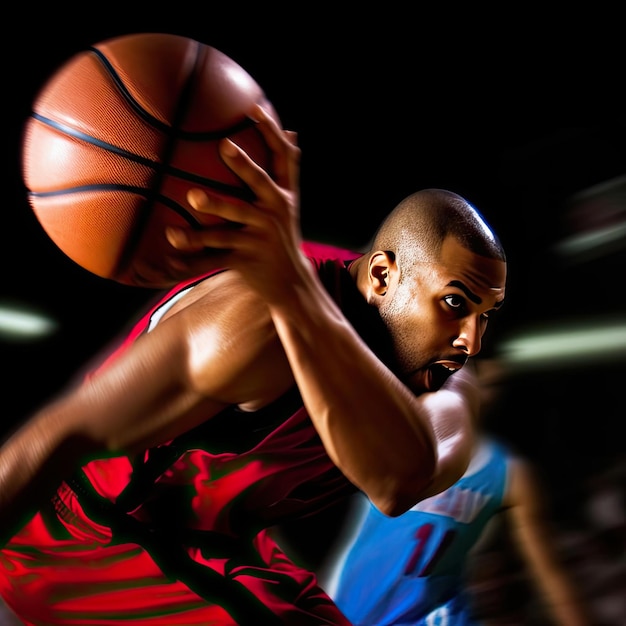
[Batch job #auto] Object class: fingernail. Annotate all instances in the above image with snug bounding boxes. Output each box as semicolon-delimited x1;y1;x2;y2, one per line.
249;103;265;122
220;138;238;157
166;227;186;247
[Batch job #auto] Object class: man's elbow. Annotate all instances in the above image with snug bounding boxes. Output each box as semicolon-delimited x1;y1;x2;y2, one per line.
370;462;438;517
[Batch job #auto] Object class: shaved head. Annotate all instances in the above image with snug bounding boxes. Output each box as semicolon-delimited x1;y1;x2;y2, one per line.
369;189;505;265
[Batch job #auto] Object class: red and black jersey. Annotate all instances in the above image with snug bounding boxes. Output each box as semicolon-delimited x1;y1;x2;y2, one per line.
0;241;392;626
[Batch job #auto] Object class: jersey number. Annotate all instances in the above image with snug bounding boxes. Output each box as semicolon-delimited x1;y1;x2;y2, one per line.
403;523;456;576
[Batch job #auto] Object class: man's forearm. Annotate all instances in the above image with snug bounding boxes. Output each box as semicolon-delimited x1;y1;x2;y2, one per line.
0;410;92;546
268;264;440;516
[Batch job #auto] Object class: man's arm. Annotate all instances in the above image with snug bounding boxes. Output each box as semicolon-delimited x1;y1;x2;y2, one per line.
167;106;475;516
506;457;593;625
0;280;289;545
268;276;476;516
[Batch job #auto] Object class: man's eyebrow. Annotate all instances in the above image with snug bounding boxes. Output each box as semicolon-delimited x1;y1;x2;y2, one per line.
447;280;481;305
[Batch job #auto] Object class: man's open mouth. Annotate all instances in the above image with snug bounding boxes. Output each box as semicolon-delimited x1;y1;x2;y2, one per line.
427;363;461;391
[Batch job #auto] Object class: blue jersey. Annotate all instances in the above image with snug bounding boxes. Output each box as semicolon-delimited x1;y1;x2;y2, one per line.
329;439;510;625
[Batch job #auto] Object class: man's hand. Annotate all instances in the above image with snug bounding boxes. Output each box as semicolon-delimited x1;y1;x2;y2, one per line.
165;104;307;303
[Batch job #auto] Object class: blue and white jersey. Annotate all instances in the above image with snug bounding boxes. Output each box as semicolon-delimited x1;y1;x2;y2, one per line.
327;438;510;625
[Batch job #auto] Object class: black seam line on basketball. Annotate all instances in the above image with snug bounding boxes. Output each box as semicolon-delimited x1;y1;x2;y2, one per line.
27;185;233;229
87;46;257;140
31;112;164;170
29;174;253;204
31;113;255;203
31;108;252;149
31;112;247;174
104;39;204;280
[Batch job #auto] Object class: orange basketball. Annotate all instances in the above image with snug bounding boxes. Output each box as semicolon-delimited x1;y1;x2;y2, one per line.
21;32;278;288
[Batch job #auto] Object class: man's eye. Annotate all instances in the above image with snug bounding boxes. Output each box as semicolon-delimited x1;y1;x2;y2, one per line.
444;294;464;309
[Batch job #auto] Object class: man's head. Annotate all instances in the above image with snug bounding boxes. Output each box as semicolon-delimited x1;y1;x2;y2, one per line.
350;188;507;394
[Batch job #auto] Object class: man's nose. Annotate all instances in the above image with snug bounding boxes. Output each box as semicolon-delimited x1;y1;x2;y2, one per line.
452;317;482;357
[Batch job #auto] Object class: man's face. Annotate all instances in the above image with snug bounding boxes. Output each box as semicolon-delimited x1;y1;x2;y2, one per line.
377;236;507;394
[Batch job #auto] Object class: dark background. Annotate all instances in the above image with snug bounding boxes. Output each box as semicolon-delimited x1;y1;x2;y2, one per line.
2;8;624;624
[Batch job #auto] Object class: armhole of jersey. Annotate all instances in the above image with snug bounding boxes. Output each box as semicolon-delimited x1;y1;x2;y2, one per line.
147;284;195;332
147;269;229;333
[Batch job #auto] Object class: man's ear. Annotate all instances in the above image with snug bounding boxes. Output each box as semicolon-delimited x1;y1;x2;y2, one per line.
368;251;397;297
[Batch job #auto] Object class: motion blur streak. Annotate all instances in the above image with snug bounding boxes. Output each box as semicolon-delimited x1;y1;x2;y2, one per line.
497;316;626;370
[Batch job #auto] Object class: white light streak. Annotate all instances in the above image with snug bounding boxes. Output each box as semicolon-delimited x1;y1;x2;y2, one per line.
497;317;626;370
0;304;58;340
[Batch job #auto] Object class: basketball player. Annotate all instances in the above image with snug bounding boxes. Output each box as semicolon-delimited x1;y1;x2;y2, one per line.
0;104;507;625
324;430;592;625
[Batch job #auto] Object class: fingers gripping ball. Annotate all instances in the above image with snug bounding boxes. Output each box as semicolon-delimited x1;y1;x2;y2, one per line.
22;32;279;288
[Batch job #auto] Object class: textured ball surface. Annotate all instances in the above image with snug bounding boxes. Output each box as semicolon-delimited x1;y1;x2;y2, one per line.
22;32;277;288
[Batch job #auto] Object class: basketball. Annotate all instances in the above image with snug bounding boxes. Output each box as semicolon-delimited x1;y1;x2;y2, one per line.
21;32;278;288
